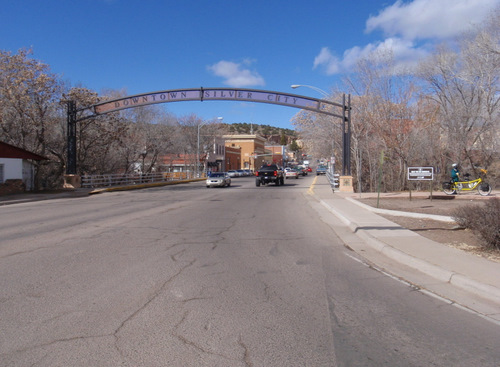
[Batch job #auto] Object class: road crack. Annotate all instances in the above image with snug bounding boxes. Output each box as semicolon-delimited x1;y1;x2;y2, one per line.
172;310;237;363
113;259;196;353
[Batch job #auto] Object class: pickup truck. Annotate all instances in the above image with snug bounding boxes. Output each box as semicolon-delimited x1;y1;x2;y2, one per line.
255;164;285;186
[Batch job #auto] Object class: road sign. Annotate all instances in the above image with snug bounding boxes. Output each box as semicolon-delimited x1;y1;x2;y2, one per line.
408;167;434;180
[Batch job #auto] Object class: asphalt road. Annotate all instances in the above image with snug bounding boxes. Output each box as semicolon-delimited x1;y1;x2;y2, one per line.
0;175;499;366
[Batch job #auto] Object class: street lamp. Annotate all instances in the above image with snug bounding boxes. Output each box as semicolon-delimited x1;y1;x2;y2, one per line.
291;84;329;98
197;117;223;178
215;117;223;174
141;148;147;172
196;121;209;178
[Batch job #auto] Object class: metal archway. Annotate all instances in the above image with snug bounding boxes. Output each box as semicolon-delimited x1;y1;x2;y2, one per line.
66;87;351;176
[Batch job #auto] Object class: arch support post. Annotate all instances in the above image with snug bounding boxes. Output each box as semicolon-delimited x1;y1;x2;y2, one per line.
339;94;353;192
64;100;81;188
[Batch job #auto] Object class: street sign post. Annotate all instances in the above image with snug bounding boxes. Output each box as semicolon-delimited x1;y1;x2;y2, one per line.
407;167;434;200
408;167;434;180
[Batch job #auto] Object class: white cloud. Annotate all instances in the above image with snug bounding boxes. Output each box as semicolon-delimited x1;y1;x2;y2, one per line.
313;47;340;75
366;0;500;40
314;0;499;75
207;60;265;87
314;38;429;75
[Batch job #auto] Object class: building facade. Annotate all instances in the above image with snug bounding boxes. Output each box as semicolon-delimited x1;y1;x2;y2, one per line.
223;134;267;171
264;145;286;167
0;142;46;193
157;134;288;175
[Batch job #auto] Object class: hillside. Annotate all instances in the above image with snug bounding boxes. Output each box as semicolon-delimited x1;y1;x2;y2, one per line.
226;123;297;144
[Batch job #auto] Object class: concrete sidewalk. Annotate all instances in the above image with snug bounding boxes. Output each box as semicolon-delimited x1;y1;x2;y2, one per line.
309;176;500;323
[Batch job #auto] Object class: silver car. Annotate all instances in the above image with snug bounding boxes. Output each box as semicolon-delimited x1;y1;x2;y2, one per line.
206;172;231;188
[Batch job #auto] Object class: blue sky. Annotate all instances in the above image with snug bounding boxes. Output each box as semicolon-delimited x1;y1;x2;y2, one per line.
1;0;498;129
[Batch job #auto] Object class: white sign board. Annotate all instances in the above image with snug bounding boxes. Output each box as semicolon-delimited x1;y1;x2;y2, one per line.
408;167;434;181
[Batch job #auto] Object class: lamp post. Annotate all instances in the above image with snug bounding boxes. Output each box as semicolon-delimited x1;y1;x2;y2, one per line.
197;117;223;178
196;121;208;178
215;117;224;173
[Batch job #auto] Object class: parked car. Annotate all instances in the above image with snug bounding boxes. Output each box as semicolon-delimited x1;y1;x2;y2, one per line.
296;165;308;176
206;172;231;187
316;165;328;175
285;167;299;179
227;170;238;178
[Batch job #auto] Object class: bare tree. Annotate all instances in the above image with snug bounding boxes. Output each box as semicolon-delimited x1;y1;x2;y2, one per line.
292;109;337;160
62;87;128;175
0;48;64;188
344;48;425;192
173;114;229;175
116;105;177;174
417;9;500;177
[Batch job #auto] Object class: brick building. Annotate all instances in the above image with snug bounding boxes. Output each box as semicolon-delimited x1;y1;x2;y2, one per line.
157;134;287;175
264;145;286;167
223;134;267;171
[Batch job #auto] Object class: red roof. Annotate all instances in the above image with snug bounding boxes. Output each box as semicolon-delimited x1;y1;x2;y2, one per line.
0;141;47;160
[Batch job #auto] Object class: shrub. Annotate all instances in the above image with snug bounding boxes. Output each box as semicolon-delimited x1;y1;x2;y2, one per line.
452;198;500;250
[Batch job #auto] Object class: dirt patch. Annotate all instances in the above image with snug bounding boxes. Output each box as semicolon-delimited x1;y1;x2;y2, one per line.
354;196;500;263
357;195;488;216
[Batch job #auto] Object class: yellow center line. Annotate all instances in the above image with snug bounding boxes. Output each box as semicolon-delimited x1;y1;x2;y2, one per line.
307;176;318;195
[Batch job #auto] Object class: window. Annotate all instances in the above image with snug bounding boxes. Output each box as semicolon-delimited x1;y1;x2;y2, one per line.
0;164;4;183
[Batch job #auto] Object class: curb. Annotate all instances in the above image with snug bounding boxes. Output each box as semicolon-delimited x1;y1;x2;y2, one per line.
87;178;205;194
0;179;206;205
316;194;500;306
345;197;456;223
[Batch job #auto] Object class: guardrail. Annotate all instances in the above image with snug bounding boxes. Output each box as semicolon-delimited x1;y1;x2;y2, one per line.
81;172;201;188
326;172;339;189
